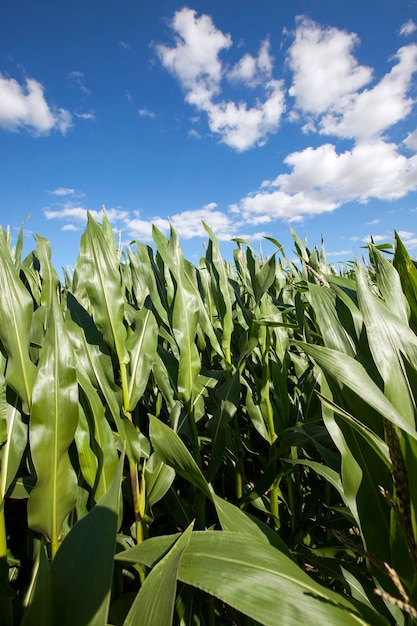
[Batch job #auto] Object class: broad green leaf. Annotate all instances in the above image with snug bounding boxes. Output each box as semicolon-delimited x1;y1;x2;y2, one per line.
355;259;417;427
203;222;234;362
149;415;211;499
134;242;170;327
123;523;193;626
145;452;176;511
75;364;119;502
0;394;28;503
117;531;385;626
65;295;147;463
50;452;124;626
207;371;240;481
252;251;277;304
308;283;356;357
295;341;417;442
28;293;78;555
166;226;201;405
0;229;36;413
75;212;128;364
21;543;52;626
369;244;409;324
393;231;417;332
34;235;60;309
211;491;292;556
126;305;158;411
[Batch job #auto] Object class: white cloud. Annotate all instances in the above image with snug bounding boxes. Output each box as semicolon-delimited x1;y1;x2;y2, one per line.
125;202;234;241
44;200;235;243
400;19;417;37
62;224;80;232
404;129;417;150
157;8;285;150
227;38;273;86
138;107;155;119
234;139;417;223
397;230;415;239
326;249;352;257
49;187;76;196
362;234;389;243
0;73;72;135
287;17;373;115
397;230;417;248
75;111;95;120
320;44;417;139
44;204;129;226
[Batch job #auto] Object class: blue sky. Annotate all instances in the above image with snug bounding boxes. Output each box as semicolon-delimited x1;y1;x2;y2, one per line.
1;0;417;272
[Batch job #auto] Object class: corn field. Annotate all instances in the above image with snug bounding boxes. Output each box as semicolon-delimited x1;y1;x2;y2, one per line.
1;212;417;625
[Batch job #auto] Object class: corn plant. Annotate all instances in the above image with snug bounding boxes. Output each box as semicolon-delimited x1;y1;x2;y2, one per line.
0;213;416;624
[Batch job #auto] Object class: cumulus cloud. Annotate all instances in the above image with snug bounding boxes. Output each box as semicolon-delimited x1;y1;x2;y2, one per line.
0;73;72;135
224;16;417;226
157;8;285;151
319;44;417;139
234;139;417;223
227;39;273;87
287;17;373;115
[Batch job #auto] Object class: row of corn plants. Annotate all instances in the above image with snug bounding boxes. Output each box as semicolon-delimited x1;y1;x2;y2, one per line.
0;211;417;624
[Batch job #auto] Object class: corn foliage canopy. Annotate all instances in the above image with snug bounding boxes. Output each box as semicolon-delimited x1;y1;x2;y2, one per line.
0;214;417;625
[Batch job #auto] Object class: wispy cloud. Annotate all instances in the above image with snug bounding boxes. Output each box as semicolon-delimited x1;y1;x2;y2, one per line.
74;111;95;120
67;71;91;95
48;187;85;198
138;107;155;119
400;19;417;37
0;73;72;135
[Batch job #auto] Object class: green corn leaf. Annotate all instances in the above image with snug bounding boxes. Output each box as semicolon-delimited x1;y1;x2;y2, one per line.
203;222;234;363
295;341;417;442
75;363;119;502
126;305;158;411
308;283;357;357
0;393;28;503
75;212;128;364
207;371;240;482
252;252;277;304
28;293;78;556
369;244;409;324
50;451;124;626
34;235;60;309
145;452;176;511
393;231;417;333
21;543;53;626
0;228;36;413
117;531;386;626
123;522;193;626
149;415;211;499
355;259;417;427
